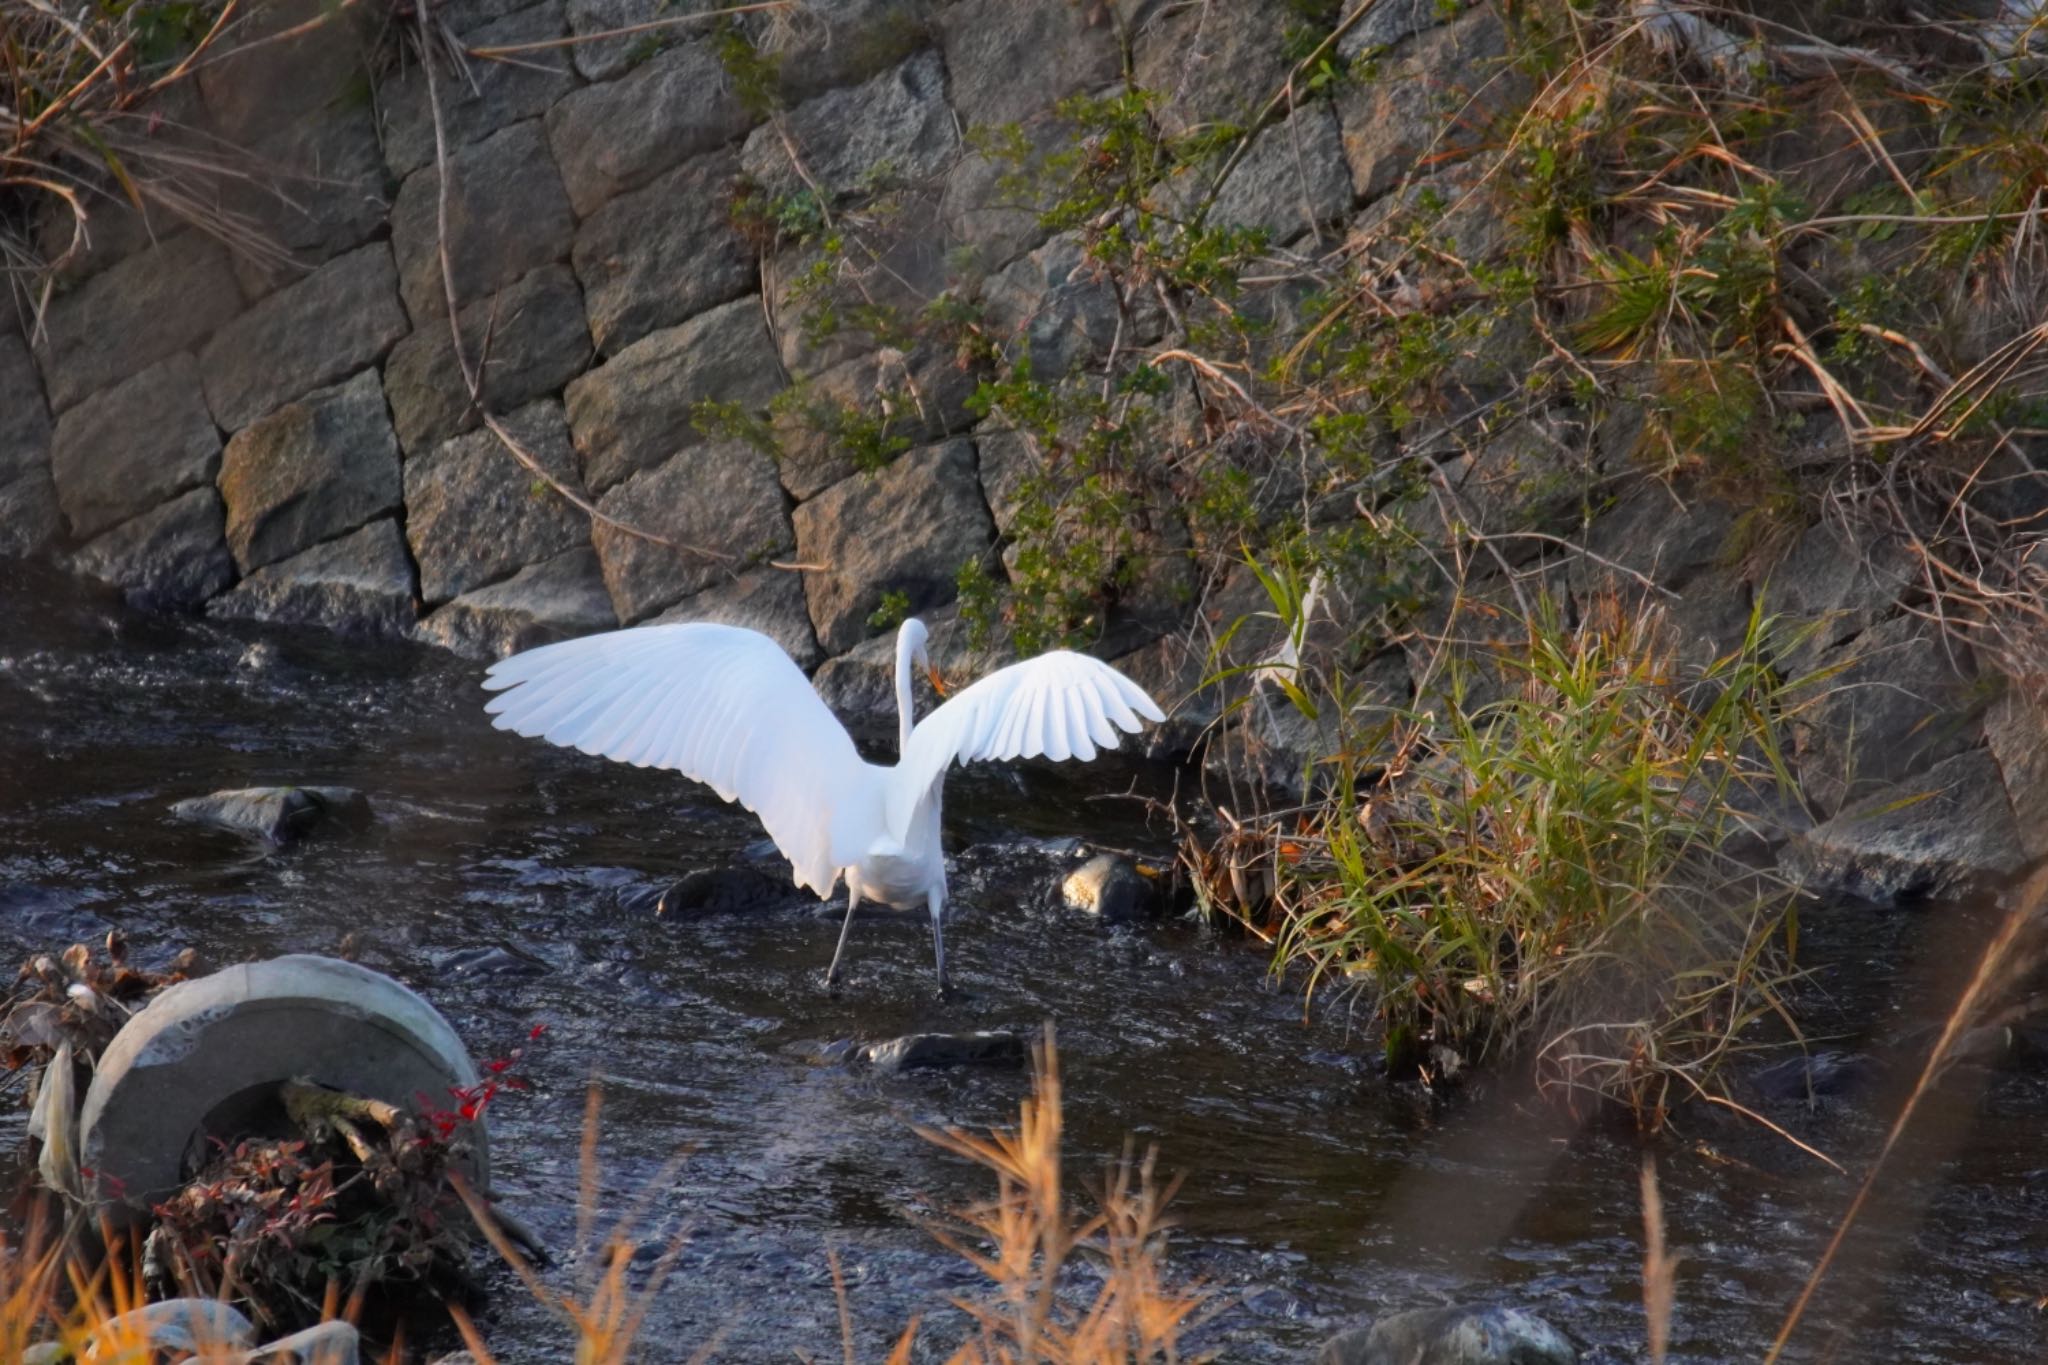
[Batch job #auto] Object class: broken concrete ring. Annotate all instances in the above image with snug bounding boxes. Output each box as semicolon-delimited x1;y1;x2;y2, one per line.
77;954;488;1215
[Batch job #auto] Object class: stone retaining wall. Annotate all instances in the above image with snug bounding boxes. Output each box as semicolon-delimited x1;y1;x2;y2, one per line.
2;0;2046;902
0;0;1520;675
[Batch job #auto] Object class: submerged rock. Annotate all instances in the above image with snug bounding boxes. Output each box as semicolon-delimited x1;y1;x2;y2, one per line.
1749;1049;1876;1109
431;945;547;979
1318;1305;1577;1365
861;1030;1027;1074
170;785;374;843
656;867;798;918
1061;853;1156;923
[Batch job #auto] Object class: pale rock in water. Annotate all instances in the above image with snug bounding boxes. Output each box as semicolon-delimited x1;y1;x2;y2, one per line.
1318;1305;1577;1365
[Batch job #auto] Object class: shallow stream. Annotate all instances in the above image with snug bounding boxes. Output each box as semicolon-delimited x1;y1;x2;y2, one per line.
2;565;2044;1361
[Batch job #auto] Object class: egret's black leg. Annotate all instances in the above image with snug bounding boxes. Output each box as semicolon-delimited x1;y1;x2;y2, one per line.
826;882;861;991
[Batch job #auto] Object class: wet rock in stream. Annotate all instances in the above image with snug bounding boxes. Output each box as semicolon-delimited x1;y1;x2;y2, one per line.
1061;852;1157;923
655;866;802;917
1317;1305;1577;1365
860;1030;1028;1074
432;944;548;979
169;784;374;843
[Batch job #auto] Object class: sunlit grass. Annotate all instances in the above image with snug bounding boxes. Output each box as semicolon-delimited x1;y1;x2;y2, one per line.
449;1032;1202;1363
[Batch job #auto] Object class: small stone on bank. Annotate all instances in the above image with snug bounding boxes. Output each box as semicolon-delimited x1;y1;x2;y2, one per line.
1318;1305;1577;1365
170;786;373;843
862;1031;1027;1074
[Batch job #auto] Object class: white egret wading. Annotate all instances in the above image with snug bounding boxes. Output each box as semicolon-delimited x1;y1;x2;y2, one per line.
480;618;1165;994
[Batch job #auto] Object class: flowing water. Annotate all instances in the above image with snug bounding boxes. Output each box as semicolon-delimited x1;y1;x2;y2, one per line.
2;563;2045;1362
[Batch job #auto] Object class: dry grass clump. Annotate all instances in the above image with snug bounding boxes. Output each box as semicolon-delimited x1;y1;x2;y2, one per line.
0;0;285;317
907;1031;1207;1363
1193;584;1824;1125
447;1084;694;1365
0;1216;363;1363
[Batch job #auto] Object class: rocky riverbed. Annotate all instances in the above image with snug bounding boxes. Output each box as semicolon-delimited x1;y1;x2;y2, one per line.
4;566;2047;1361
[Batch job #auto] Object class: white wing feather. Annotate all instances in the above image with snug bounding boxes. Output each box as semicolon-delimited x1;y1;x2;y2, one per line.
482;624;881;897
885;651;1165;840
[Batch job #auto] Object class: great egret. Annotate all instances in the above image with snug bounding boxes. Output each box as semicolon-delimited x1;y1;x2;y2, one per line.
480;617;1166;994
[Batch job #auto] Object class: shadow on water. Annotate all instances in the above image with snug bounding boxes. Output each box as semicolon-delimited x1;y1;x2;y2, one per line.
2;562;2045;1360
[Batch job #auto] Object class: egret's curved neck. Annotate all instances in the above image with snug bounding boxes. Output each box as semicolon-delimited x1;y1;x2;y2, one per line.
894;631;917;759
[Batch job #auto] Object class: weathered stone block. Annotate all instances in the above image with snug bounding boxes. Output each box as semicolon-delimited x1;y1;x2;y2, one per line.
938;0;1118;129
1338;0;1467;60
739;50;956;200
590;441;793;622
1986;684;2048;862
564;298;784;493
794;438;995;654
768;213;955;376
574;150;752;356
34;180;165;286
562;0;680;81
1795;613;1983;816
1781;746;2028;904
217;369;403;572
382;264;593;454
1130;0;1293;137
50;355;221;540
381;2;577;178
1334;7;1520;203
810;602;1011;723
545;40;754;216
0;330;52;488
1204;103;1353;241
0;472;62;559
229;106;392;298
1760;517;1916;676
70;487;236;608
390;120;577;323
653;565;821;670
200;244;408;431
36;235;243;413
196;0;372;145
771;341;983;499
207;518;418;638
981;232;1152;381
974;424;1038;535
415;545;617;658
940;122;1060;270
776;0;931;102
436;0;539;37
405;398;590;603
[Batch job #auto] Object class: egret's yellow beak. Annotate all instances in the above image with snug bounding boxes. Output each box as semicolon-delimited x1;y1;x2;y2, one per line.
925;662;949;697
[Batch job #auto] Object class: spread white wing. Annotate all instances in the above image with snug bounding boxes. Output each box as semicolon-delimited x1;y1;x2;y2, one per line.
885;651;1165;840
482;623;881;897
